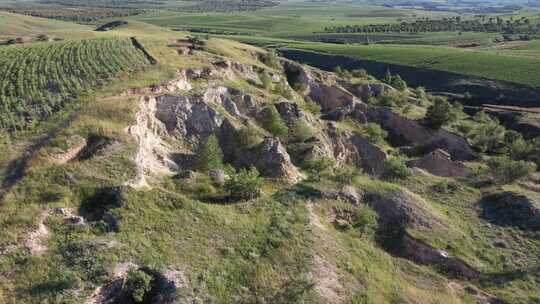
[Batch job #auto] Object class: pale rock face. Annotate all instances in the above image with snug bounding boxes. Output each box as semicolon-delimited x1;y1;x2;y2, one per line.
364;106;477;161
250;137;304;183
154;95;224;142
407;149;466;177
126;96;179;188
281;59;359;112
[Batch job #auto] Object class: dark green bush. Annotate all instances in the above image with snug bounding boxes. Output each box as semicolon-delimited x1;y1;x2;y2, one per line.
382;158;411;180
263;105;288;139
432;180;459;194
123;269;154;303
487;156;536;184
425;97;455;129
197;134;224;172
225;167;264;201
359;123;387;145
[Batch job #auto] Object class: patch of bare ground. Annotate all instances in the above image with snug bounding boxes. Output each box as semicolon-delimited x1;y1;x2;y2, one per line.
86;262;137;304
24;210;50;255
307;203;346;304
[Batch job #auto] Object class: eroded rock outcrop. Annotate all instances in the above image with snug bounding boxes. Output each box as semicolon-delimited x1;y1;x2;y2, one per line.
407;149;467;177
366;188;446;231
282;60;358;112
124;70;192;95
343;82;396;100
50;135;88;164
401;233;480;280
481;192;540;231
364;106;477;161
126;96;179;188
155;95;224;143
334;132;388;176
248;137;304;183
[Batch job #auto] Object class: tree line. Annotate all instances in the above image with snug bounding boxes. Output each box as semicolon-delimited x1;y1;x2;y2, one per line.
324;16;540;35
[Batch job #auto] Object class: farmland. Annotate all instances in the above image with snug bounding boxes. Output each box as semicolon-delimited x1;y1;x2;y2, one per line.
0;38;151;129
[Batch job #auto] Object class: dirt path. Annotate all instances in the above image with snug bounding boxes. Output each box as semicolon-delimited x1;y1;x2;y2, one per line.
307;203;345;304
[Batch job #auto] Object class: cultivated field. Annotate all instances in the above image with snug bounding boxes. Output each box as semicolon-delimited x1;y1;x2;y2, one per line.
0;38;150;129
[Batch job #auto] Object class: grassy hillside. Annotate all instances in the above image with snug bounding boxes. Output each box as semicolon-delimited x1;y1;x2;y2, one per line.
0;11;92;38
0;9;539;304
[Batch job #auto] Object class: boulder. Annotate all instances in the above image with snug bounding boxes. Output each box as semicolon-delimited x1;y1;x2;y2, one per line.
480;192;540;231
233;94;258;117
300;186;363;205
364;106;477;161
407;149;467;177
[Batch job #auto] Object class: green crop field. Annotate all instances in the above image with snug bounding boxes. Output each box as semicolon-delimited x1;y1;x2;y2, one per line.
281;41;540;86
0;38;151;130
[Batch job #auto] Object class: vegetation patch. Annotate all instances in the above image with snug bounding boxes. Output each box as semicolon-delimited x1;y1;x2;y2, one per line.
0;38;150;130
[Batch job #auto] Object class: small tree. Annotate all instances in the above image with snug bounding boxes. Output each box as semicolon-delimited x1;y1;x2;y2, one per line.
225;167;264;201
382;158;411;180
197;135;224;172
384;68;393;84
263;105;288;139
264;49;280;69
123;269;154;303
425;97;454;129
390;74;407;91
487;156;536;184
260;72;272;89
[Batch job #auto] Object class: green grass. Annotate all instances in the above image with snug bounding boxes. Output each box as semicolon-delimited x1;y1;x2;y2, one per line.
282;42;540;87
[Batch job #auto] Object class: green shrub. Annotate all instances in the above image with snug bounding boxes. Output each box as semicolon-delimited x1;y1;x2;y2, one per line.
303;157;335;181
332;165;362;184
352;205;378;238
504;130;532;159
197;134;224;172
264;49;280;69
432;180;459;194
487;156;536;184
225;167;264;201
377;90;408;107
351;68;368;78
236;124;262;149
359;123;387;145
263;105;288;139
288;119;315;143
260;72;272;89
390;74;407;91
382;158;411;180
275;82;294;99
425;97;455;129
303;97;321;115
469;121;506;153
123;269;154;303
